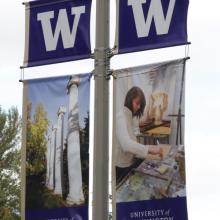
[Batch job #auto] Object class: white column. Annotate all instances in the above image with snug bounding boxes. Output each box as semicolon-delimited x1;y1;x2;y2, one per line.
46;134;51;188
48;125;57;190
54;107;66;195
66;76;85;205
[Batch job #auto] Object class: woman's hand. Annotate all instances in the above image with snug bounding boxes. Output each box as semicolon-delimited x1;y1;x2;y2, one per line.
148;145;163;158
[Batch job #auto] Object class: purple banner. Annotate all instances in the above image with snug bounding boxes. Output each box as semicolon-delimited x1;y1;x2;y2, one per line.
116;0;189;54
23;74;90;220
113;59;188;220
26;207;88;220
23;0;91;67
117;197;188;220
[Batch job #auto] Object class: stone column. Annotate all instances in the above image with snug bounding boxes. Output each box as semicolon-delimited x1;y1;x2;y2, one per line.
46;134;51;188
54;107;66;195
66;76;85;205
48;125;57;190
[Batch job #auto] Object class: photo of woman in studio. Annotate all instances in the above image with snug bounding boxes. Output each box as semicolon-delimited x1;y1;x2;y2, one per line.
115;86;163;184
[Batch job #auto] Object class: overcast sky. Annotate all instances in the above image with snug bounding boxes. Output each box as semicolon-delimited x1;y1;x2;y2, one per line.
0;0;220;219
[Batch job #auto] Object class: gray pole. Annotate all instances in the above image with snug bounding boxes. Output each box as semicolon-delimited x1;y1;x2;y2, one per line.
93;0;110;218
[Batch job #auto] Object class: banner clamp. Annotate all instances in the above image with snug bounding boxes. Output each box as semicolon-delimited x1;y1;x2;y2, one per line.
19;66;25;83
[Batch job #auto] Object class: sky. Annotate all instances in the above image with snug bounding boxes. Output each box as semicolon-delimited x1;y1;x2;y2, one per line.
1;0;220;219
28;74;90;135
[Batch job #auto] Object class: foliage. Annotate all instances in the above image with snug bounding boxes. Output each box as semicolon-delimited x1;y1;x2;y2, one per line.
0;106;21;220
26;103;50;208
62;145;69;199
26;103;49;176
26;174;66;209
26;104;90;209
80;112;90;203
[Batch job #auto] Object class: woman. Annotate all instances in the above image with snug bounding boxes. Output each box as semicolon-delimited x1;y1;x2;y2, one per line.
116;86;162;184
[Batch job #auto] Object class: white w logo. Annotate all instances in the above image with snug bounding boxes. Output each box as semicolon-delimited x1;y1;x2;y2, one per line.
128;0;176;38
37;6;85;52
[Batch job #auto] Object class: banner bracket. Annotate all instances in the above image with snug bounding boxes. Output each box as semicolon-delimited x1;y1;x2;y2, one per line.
90;53;95;59
19;66;25;83
108;47;117;58
105;70;114;80
184;56;190;62
185;44;190;59
112;71;117;79
111;46;118;56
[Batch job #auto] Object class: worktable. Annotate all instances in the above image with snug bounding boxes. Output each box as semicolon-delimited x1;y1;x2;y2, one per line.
116;145;186;202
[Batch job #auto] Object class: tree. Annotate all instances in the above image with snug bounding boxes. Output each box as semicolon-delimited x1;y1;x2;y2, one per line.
26;103;49;176
26;103;68;209
0;106;21;220
26;103;59;209
79;112;90;203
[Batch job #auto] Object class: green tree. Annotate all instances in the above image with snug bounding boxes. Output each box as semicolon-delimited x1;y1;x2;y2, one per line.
26;103;49;176
80;112;90;203
26;103;63;209
26;103;67;209
0;106;21;220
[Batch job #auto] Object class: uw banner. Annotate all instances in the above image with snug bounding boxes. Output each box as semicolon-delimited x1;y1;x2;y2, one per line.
23;0;92;67
112;59;188;220
115;0;189;54
22;74;90;220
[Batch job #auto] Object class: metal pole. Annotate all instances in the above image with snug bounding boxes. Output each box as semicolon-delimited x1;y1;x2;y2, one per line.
92;0;110;218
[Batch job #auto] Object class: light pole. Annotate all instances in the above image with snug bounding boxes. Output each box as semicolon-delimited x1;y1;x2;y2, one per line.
93;0;110;218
